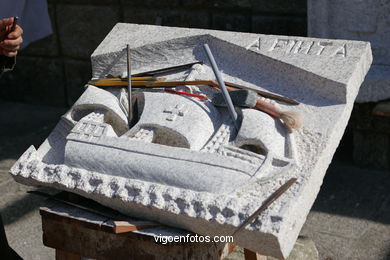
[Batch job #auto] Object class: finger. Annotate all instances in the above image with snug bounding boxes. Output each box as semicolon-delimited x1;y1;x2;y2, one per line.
0;18;12;35
3;49;18;57
1;37;23;48
0;18;13;28
8;25;23;39
0;18;14;32
0;44;20;52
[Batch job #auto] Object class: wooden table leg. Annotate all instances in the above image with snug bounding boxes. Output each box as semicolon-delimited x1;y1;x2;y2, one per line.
55;249;81;260
244;248;267;260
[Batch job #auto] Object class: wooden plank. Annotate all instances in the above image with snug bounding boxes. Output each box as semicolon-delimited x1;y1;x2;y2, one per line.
40;201;113;233
39;193;237;259
244;248;267;260
219;243;237;259
55;250;81;260
112;221;160;234
42;217;225;260
39;193;161;234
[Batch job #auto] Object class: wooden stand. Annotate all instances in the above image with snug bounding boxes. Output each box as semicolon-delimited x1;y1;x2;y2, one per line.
39;193;265;260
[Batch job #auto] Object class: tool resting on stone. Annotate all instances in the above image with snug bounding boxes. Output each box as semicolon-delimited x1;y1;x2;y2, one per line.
88;78;299;105
212;89;303;131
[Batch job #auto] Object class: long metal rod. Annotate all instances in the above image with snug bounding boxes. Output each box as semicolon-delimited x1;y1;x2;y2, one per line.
132;61;204;77
127;44;133;125
232;178;297;237
203;44;238;129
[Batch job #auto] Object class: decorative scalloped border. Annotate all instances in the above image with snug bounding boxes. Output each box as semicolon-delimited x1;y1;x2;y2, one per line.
10;146;273;229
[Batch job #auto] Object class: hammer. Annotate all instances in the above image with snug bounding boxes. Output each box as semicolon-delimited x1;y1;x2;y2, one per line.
212;89;303;131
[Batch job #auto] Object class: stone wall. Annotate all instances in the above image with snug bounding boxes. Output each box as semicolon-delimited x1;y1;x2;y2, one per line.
349;103;390;169
0;0;306;107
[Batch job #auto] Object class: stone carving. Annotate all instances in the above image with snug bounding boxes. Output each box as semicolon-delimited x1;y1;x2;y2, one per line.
9;24;372;259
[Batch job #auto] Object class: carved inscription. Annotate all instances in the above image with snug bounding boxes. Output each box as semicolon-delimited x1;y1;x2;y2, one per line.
247;38;347;58
247;38;261;51
334;44;347;58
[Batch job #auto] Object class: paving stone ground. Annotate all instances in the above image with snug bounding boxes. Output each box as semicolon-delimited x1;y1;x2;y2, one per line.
0;100;389;260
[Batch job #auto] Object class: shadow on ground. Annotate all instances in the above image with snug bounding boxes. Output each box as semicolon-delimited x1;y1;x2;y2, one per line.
0;100;66;223
313;157;390;225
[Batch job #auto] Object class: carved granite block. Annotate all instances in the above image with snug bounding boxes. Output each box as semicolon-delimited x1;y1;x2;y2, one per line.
10;24;372;259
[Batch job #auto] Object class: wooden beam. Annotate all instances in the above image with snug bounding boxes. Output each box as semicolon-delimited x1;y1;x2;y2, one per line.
244;248;267;260
55;250;81;260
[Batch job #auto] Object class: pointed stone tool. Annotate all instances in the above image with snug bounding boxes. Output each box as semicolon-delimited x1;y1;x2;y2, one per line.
203;43;239;130
126;44;132;125
232;178;297;237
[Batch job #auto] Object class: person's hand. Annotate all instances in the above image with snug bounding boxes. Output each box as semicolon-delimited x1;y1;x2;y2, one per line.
0;17;23;57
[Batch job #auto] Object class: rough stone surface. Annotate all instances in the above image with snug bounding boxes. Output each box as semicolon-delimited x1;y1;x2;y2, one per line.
56;5;121;59
9;24;372;259
308;0;390;103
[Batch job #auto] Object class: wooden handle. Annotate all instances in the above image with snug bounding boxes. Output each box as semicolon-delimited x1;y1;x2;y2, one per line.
144;80;213;87
225;81;299;105
89;79;214;88
254;99;281;119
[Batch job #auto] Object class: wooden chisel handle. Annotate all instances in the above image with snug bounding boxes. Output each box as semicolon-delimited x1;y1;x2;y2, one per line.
143;80;213;87
89;79;214;88
212;80;283;120
254;99;282;119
